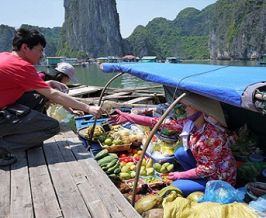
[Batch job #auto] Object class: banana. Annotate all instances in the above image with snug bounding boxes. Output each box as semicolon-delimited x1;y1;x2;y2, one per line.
158;186;183;198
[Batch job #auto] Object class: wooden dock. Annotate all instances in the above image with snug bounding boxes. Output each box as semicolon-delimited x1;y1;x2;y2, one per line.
0;125;141;218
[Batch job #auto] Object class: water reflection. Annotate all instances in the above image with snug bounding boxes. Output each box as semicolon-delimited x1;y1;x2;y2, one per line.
73;64;159;88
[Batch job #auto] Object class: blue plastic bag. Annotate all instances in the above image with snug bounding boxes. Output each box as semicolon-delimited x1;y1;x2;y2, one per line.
198;180;246;204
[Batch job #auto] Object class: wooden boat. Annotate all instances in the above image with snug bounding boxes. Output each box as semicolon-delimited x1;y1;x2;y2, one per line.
101;62;266;214
68;85;166;110
2;63;265;217
140;56;158;63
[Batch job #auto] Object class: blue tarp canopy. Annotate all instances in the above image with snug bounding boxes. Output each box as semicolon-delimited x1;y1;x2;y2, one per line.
102;63;266;109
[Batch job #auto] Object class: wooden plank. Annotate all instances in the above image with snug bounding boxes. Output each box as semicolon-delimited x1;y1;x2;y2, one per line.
99;93;164;101
27;146;62;218
0;165;10;218
68;86;102;97
53;134;111;218
10;152;34;218
61;129;141;218
124;96;153;104
74;153;141;218
103;91;132;98
43;137;92;218
106;85;162;92
76;98;158;110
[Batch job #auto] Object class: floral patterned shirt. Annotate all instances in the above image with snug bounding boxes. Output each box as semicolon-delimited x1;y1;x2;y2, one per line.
152;117;237;185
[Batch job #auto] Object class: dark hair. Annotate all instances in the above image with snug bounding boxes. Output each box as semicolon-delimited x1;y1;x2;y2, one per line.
12;28;46;51
42;71;67;82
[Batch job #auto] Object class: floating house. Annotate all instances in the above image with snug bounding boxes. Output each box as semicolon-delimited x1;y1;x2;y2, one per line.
46;56;66;67
96;56;121;64
260;54;266;64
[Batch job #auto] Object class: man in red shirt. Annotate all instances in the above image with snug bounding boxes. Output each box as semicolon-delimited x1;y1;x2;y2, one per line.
0;28;102;166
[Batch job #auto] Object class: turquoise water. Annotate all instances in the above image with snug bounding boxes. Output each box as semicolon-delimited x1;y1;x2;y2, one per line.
75;64;157;88
39;60;261;88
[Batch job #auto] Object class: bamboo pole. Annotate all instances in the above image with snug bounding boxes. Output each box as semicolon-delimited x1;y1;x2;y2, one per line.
88;73;123;147
131;92;187;206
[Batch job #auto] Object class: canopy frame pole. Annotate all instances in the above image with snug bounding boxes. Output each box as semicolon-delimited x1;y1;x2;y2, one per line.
131;92;187;206
88;72;123;148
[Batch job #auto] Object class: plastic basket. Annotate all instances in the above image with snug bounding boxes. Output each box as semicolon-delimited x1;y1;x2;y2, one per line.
144;150;176;164
75;115;107;150
75;115;107;130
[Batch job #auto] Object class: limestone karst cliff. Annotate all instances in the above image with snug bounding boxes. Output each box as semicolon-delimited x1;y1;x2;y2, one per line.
209;0;266;60
62;0;123;57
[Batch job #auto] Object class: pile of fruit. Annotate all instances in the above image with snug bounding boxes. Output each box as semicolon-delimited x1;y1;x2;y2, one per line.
99;125;144;147
120;162;137;180
144;134;182;157
85;126;104;141
153;162;174;174
139;158;155;176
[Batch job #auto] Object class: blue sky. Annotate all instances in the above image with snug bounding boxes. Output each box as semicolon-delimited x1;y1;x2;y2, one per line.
0;0;217;37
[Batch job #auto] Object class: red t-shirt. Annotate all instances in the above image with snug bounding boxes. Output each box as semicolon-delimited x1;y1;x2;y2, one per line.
0;52;49;109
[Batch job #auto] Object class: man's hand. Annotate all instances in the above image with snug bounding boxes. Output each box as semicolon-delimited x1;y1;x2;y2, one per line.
72;110;85;116
46;80;69;93
88;106;103;118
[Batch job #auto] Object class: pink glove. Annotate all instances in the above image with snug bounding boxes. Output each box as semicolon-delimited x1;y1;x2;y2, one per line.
108;109;155;126
168;169;198;180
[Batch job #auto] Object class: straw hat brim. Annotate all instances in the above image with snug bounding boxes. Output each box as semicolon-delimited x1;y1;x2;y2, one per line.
181;92;227;127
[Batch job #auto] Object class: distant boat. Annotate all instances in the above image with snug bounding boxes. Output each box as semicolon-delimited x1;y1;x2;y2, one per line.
165;57;182;64
140;56;158;63
260;54;266;64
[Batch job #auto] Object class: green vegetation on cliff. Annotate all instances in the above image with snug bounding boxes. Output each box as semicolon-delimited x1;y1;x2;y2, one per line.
127;6;212;59
0;0;265;60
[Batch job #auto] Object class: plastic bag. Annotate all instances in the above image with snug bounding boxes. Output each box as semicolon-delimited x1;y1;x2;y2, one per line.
249;196;266;213
198;180;246;204
163;196;258;218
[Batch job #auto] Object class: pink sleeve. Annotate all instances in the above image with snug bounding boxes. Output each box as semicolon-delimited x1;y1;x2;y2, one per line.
159;118;184;132
176;168;198;179
38;72;46;80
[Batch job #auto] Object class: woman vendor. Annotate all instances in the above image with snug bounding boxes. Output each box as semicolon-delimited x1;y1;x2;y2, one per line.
108;93;237;196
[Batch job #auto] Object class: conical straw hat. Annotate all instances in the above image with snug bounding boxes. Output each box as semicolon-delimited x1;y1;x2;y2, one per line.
181;92;227;127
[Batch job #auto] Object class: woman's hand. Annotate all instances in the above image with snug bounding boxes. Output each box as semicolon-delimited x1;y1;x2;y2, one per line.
108;109;154;126
168;172;181;180
168;169;198;180
108;110;128;124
